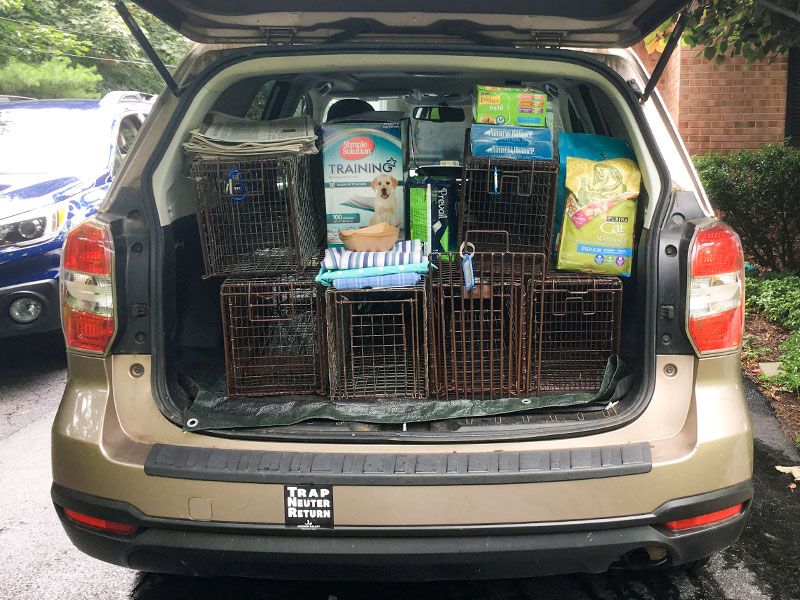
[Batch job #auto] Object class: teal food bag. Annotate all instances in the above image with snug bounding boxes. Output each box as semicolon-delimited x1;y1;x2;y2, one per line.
553;133;635;261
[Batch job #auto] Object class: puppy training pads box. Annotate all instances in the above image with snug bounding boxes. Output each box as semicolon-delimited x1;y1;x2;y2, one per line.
321;122;405;248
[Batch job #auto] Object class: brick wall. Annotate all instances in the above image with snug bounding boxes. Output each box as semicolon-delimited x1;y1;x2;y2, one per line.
634;44;788;155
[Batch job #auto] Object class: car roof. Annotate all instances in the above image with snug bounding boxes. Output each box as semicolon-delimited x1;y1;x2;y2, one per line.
0;94;155;115
1;99;102;110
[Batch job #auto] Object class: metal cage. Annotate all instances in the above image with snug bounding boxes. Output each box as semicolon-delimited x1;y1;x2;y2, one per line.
535;273;623;393
326;286;428;400
221;274;326;397
428;244;546;400
192;153;324;276
459;154;558;258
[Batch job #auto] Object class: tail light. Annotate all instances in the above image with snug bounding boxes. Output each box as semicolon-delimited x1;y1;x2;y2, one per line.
62;508;137;535
60;219;116;354
686;222;744;356
664;503;743;531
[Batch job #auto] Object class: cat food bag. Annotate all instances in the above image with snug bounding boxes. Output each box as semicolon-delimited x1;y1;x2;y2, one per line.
556;156;641;276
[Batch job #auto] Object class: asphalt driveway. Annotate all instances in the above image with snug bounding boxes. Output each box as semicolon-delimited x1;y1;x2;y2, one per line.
0;332;797;600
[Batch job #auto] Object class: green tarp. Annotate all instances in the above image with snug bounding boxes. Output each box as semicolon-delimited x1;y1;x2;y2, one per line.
180;356;631;431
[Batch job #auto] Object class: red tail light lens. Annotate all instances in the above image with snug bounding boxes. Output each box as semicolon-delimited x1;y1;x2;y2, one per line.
60;219;115;354
62;219;112;274
664;503;743;531
687;222;744;355
63;508;137;535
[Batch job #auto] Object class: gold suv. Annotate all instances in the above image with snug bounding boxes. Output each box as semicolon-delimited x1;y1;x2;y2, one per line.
51;0;752;580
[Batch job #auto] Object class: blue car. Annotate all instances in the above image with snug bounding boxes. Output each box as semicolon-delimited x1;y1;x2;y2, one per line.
0;92;154;337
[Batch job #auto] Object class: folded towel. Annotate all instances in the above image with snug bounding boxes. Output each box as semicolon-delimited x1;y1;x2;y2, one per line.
323;240;425;270
333;272;421;290
316;260;429;286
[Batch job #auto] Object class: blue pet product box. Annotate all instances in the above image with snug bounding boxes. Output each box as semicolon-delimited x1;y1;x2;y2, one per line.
470;124;553;161
321;122;406;247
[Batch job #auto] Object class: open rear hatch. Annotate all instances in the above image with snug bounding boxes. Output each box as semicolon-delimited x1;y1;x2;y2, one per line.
106;2;695;440
129;0;689;46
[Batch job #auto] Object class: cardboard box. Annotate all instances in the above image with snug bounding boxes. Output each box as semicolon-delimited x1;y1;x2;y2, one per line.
470;124;553;160
474;85;547;127
408;174;459;254
321;122;405;247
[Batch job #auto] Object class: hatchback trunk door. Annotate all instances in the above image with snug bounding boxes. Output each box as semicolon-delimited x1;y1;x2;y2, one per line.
129;0;689;47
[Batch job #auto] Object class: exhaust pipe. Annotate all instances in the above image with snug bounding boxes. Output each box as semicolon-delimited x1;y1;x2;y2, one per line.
620;546;669;570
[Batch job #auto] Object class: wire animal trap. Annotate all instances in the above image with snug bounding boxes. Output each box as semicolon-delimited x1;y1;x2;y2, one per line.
428;245;546;400
459;155;558;257
221;274;326;397
536;273;622;393
326;287;428;400
193;153;324;276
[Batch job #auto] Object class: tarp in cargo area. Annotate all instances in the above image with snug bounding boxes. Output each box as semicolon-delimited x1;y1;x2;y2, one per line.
178;355;632;431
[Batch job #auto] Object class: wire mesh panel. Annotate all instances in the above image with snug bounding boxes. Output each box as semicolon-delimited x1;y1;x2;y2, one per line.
221;274;326;397
326;287;428;400
536;273;623;393
428;250;545;400
192;153;325;276
459;155;558;257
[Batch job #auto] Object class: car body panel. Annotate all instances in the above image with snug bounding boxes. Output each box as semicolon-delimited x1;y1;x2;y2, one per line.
51;353;751;526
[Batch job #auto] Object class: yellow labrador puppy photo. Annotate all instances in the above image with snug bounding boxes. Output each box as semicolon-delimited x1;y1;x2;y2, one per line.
369;174;399;226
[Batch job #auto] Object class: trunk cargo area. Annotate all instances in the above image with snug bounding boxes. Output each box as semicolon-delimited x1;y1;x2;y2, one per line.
154;62;653;437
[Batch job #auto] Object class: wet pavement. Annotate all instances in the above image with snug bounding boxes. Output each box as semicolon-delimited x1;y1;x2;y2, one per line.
0;332;797;599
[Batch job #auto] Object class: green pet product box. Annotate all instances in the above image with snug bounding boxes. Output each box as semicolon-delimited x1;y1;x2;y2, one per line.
408;170;459;255
474;85;547;127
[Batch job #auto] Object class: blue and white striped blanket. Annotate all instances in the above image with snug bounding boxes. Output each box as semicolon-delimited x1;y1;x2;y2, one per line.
322;240;424;271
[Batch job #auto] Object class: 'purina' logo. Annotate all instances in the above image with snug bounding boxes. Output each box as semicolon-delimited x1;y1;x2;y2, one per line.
339;136;375;160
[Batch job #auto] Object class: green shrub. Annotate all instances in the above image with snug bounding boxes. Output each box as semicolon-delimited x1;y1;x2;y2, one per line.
695;144;800;272
0;58;102;99
746;273;800;392
746;274;800;331
772;333;800;392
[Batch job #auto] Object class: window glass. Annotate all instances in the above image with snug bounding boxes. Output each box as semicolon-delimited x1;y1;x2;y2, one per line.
245;81;276;120
293;93;313;117
0;107;109;175
112;115;142;176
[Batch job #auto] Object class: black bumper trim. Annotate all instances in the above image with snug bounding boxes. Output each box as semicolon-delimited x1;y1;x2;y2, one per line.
144;441;653;486
52;481;753;580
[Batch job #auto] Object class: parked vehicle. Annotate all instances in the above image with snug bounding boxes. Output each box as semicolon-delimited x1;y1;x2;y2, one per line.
0;95;35;103
51;1;752;580
0;92;154;337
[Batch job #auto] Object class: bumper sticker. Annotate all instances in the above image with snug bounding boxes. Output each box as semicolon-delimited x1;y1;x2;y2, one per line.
284;485;334;529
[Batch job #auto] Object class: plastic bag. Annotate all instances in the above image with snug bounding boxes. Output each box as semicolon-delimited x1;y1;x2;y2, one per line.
556;156;641;276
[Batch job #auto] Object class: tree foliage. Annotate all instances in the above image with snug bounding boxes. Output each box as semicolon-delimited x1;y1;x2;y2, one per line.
645;0;800;63
0;0;191;96
0;58;101;98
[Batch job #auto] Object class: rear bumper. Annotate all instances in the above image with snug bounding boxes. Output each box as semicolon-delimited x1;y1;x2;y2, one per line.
0;277;60;337
52;481;752;580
